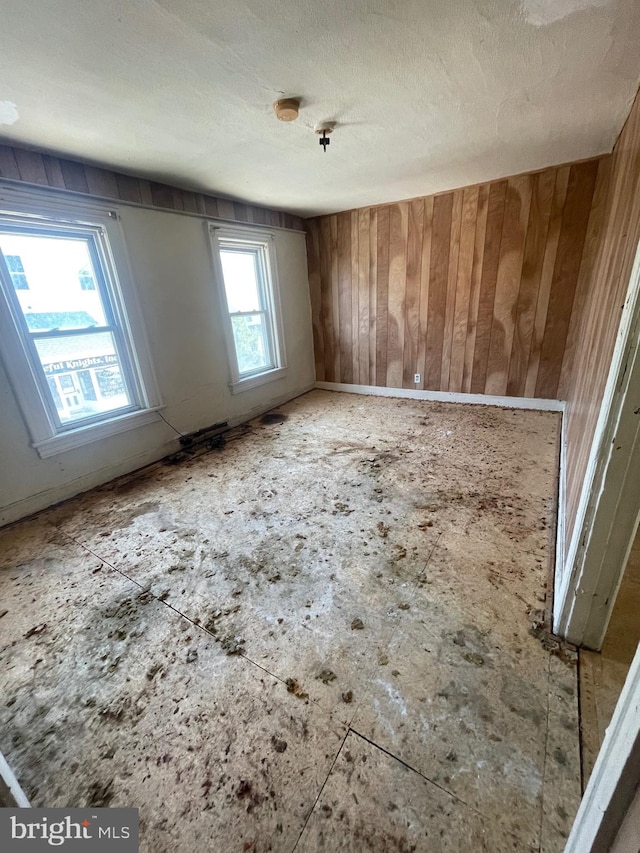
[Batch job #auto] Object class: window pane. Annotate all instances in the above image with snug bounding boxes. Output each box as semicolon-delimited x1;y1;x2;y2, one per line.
5;255;29;289
231;314;271;374
220;249;261;312
34;331;131;423
0;233;108;330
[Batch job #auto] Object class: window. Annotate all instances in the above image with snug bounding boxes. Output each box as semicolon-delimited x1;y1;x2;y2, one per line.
5;254;28;289
78;265;96;290
209;225;286;392
0;196;161;457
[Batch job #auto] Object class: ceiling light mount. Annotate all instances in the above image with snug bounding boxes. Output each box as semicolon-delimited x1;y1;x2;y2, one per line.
315;122;335;153
273;98;300;122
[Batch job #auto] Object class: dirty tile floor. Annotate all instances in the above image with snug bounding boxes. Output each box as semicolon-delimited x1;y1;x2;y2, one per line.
0;390;581;851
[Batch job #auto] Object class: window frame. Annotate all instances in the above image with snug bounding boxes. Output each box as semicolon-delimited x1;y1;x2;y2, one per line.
0;189;162;458
208;224;287;394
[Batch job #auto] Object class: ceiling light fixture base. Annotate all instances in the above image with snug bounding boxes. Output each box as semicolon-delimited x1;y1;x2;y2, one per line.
273;98;300;121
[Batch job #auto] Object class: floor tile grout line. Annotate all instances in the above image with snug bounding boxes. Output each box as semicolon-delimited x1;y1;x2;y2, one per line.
291;726;351;853
56;525;351;727
537;653;553;853
57;523;550;731
349;727;532;849
60;507;556;823
413;530;443;587
348;726;480;814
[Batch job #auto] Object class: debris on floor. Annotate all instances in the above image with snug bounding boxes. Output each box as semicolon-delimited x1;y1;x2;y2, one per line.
0;390;579;851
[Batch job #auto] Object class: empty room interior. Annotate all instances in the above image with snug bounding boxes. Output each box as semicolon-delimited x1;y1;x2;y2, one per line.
1;1;640;851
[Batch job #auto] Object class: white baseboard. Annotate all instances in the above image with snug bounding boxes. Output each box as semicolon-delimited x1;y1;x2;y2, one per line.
314;381;566;412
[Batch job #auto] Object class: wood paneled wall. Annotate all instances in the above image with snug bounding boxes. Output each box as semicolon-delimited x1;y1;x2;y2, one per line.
307;159;604;399
564;89;640;554
0;144;305;231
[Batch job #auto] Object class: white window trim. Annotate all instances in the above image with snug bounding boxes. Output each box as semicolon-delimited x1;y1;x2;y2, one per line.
208;223;287;394
0;189;163;458
32;407;165;458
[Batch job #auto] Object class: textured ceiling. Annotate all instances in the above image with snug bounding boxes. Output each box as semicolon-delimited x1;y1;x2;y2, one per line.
0;0;639;216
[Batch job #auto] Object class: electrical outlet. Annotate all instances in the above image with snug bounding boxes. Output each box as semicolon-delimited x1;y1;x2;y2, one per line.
414;373;421;384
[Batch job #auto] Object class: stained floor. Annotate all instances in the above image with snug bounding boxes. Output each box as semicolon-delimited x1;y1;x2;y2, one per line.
0;390;580;852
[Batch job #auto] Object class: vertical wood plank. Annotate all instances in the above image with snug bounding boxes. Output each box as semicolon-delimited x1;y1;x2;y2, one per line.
557;157;611;400
441;189;463;389
319;216;335;382
330;215;341;383
171;189;185;212
246;207;267;225
536;160;600;398
462;184;488;393
386;203;408;387
485;175;533;395
216;199;235;220
337;211;353;383
180;191;198;214
358;208;371;385
58;160;90;193
306;220;325;381
470;180;507;393
149;182;174;209
425;193;453;390
417;196;434;389
0;145;20;179
369;208;378;384
507;169;556;396
204;197;220;219
525;167;570;398
41;155;66;189
231;201;248;221
375;207;390;386
85;166;119;199
449;186;478;392
402;198;424;388
14;149;48;185
139;180;155;206
351;210;360;384
115;174;142;204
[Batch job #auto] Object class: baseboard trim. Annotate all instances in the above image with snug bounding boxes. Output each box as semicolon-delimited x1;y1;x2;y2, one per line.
314;381;566;412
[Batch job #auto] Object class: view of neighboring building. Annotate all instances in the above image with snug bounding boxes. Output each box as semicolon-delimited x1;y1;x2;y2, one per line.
0;233;130;424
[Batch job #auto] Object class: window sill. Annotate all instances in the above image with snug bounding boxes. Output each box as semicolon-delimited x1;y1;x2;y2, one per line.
32;407;165;459
229;366;288;395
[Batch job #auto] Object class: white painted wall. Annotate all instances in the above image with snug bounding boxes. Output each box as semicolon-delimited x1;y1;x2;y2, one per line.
0;199;315;525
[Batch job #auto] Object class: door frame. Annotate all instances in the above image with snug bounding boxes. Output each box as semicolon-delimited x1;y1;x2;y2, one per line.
554;238;640;649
